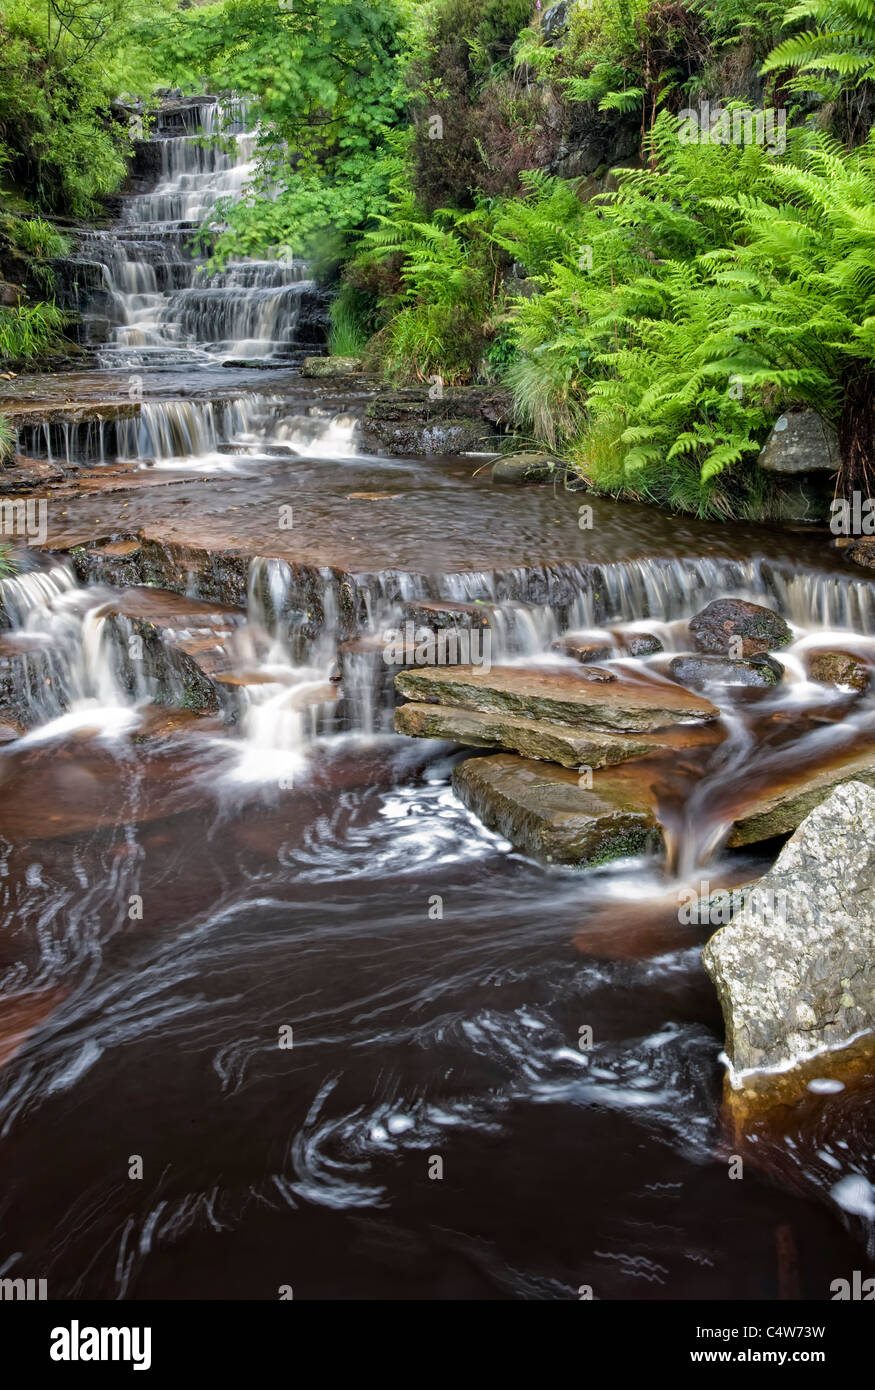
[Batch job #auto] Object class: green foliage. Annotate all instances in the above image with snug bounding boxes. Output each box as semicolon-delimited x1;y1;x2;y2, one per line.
328;285;369;357
498;117;875;512
0;302;68;362
762;0;875;91
4;217;70;259
0;412;13;461
359;196;496;380
0;1;165;216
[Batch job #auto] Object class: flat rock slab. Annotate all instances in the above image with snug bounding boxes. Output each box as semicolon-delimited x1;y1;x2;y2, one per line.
395;701;720;769
396;664;718;732
452;753;662;866
728;742;875;845
704;780;875;1082
395;702;665;768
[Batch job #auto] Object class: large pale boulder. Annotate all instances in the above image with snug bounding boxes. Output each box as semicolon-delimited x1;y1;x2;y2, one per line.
703;781;875;1084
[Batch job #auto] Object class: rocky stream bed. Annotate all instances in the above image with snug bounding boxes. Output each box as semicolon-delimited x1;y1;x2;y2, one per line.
0;95;873;1301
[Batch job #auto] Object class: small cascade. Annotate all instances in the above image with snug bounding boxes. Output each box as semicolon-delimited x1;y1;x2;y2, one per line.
64;95;325;366
14;398;360;467
0;566;135;734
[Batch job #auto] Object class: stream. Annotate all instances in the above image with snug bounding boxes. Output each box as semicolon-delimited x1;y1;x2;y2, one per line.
0;96;873;1301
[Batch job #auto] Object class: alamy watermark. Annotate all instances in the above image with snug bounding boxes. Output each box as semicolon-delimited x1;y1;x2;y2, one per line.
382;622;492;673
0;497;47;545
830;493;875;535
677;879;790;926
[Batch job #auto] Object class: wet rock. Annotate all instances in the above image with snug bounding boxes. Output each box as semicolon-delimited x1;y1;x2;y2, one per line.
669;652;784;690
0;282;24;308
846;537;875;570
300;356;363;378
360;387;511;456
400;598;491;631
728;744;875;846
492;452;561;484
621;632;664;657
688;598;792;656
452;753;662;867
395;664;719;732
757;410;839;475
542;2;571;42
704;781;875;1081
0;456;66;491
807;650;870;693
553;635;613;663
395;702;665;768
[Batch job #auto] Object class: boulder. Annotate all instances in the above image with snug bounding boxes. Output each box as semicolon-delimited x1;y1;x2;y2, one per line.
807;650;870;693
300;356;362;378
452;753;662;867
395;664;719;732
757;410;839;475
669;652;784;690
688;598;792;656
703;781;875;1082
492;452;560;484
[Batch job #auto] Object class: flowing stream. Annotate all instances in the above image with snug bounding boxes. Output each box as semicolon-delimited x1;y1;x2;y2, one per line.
0;96;873;1300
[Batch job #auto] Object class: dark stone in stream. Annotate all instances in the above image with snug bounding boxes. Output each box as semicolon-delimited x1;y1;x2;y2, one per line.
704;781;875;1081
669;652;784;690
492;453;561;484
846;537;875;570
688;598;792;656
553;635;613;663
806;650;870;692
360;386;512;456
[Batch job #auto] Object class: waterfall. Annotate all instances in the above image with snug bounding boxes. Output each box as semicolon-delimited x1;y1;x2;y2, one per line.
65;96;325;367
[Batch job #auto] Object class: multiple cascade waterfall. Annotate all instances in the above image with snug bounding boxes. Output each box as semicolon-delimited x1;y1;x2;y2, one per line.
69;96;324;366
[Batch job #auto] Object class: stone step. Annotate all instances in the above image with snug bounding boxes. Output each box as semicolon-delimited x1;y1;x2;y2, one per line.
452;753;662;867
394;701;718;769
396;664;719;732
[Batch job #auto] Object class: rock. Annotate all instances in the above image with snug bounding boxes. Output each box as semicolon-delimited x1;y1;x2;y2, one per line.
703;781;875;1081
847;537;875;570
395;702;666;768
542;2;570;43
727;744;875;846
688;598;792;656
492;452;561;484
553;635;613;663
669;652;784;690
0;283;24;308
757;410;839;475
452;753;662;867
807;650;870;693
360;387;511;456
620;632;664;657
395;664;719;732
300;356;362;378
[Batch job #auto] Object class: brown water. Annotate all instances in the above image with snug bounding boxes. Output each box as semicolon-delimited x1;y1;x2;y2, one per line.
1;96;874;1301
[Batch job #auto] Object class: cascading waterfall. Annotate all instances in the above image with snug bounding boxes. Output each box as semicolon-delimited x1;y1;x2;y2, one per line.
0;566;135;735
67;96;325;367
